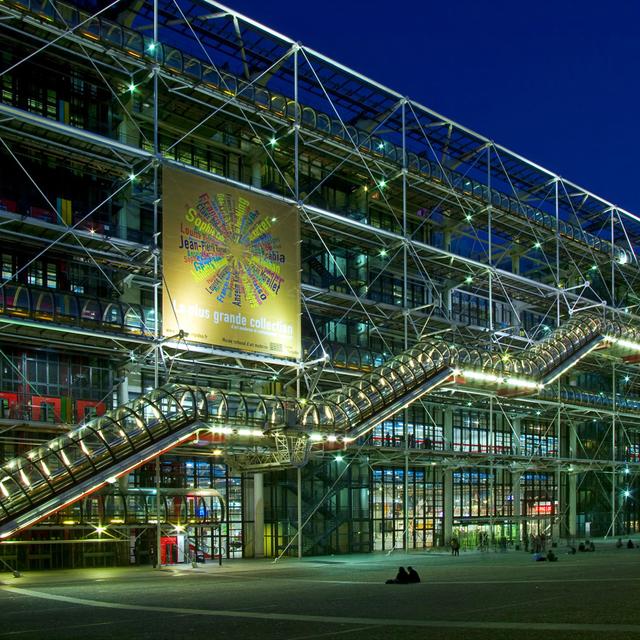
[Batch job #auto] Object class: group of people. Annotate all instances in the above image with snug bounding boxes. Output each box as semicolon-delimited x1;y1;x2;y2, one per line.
386;566;421;584
616;538;637;549
525;533;548;553
533;549;557;562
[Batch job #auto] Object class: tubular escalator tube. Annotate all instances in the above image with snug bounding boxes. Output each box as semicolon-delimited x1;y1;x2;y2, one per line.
5;313;640;532
352;379;384;407
343;387;375;419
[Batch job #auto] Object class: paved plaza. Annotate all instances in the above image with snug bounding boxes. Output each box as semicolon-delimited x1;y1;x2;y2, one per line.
1;543;639;639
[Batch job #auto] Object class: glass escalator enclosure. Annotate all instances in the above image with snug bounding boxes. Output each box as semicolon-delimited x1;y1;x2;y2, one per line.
352;379;383;408
34;289;54;321
206;390;229;424
54;291;79;323
102;302;124;331
123;304;145;334
4;284;30;317
80;297;102;326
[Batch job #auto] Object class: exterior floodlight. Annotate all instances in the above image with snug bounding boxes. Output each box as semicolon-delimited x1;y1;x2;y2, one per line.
379;249;387;257
335;455;344;462
269;136;277;147
465;276;473;284
534;242;541;249
128;82;136;93
465;214;472;221
623;489;631;498
148;42;156;52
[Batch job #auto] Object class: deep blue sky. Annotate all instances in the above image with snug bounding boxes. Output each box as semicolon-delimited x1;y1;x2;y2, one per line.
227;0;640;215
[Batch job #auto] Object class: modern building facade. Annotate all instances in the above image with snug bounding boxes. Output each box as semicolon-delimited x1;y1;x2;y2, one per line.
0;0;639;570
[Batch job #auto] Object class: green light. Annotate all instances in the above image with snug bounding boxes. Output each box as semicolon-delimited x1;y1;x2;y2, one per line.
590;264;598;271
465;276;473;284
536;410;541;416
465;214;472;221
378;179;386;190
624;375;631;382
379;249;387;257
128;82;136;93
336;455;344;462
269;136;277;147
623;489;631;498
148;42;156;52
129;172;136;181
377;142;384;150
271;217;277;222
534;242;541;249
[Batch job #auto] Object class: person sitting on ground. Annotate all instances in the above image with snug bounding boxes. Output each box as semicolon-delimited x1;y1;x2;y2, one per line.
407;566;421;583
587;540;595;552
567;545;576;555
578;542;586;552
386;566;410;584
627;539;636;549
546;549;557;562
533;552;546;561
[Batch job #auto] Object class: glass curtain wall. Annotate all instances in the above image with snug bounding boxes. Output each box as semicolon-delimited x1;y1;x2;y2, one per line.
371;467;443;550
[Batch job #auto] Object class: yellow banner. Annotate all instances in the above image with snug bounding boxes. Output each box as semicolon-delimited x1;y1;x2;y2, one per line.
162;166;301;359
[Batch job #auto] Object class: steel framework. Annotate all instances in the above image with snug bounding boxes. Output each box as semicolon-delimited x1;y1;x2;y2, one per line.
0;0;639;553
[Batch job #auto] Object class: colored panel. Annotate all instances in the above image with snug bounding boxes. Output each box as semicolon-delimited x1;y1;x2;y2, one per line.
162;166;301;359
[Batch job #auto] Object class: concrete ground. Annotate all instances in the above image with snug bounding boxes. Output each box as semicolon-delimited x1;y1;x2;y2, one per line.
1;543;640;639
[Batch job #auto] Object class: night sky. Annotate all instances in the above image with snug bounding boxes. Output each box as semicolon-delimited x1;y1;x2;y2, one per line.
226;0;640;215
